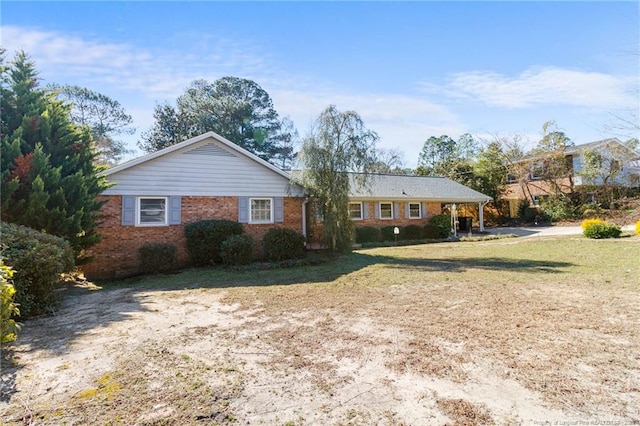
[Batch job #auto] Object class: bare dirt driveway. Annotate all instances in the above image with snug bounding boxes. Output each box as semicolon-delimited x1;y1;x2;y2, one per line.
1;235;639;425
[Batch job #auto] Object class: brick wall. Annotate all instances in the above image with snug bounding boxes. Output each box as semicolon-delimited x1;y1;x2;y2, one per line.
83;195;304;279
307;200;444;244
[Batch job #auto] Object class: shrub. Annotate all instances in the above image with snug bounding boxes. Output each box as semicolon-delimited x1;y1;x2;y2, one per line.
355;226;381;243
429;215;452;239
403;224;424;240
540;195;576;222
423;224;445;239
138;243;178;274
381;226;404;242
1;261;20;343
184;219;244;266
583;221;621;239
220;235;254;265
262;227;306;261
581;218;604;230
1;222;74;317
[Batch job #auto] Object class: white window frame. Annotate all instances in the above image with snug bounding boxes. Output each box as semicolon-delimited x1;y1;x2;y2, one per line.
349;202;363;220
408;202;421;219
531;162;544;180
532;195;541;207
137;197;168;226
250;197;273;224
506;173;518;183
379;202;393;220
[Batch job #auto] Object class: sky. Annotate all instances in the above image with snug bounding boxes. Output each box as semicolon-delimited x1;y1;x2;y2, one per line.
2;1;639;168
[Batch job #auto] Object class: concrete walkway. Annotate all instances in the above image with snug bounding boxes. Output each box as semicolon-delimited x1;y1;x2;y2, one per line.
482;224;635;238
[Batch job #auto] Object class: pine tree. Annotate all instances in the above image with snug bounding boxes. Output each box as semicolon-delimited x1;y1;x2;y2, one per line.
0;50;109;262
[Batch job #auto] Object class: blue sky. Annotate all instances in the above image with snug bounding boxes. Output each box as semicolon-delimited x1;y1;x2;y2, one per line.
2;1;638;167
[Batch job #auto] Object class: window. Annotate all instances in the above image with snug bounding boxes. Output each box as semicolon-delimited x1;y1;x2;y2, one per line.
506;173;518;183
531;162;544;180
408;203;421;219
532;195;541;207
349;202;363;220
379;202;393;219
250;198;272;223
138;197;167;225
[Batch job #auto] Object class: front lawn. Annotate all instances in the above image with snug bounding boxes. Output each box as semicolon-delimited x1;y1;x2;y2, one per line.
1;235;638;425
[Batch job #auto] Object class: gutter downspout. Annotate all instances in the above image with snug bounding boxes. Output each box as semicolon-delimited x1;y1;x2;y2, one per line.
302;198;308;244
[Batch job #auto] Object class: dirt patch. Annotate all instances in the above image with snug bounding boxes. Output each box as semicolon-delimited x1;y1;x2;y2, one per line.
1;238;639;425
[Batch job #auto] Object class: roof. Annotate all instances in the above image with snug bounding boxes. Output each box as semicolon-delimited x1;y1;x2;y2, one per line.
348;173;492;203
104;131;292;180
290;170;491;203
565;138;639;158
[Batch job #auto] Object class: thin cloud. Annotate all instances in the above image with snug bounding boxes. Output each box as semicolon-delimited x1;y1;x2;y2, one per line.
1;25;275;98
429;67;637;109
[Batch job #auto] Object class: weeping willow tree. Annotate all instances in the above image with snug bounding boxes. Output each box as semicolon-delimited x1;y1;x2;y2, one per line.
297;105;378;252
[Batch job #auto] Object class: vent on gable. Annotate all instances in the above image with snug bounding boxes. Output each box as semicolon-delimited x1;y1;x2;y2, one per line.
183;143;236;157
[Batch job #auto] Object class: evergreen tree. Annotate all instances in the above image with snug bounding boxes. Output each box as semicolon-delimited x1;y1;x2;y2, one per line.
0;51;108;262
139;77;296;166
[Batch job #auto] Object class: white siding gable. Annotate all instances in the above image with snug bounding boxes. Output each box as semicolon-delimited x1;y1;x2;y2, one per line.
103;137;302;197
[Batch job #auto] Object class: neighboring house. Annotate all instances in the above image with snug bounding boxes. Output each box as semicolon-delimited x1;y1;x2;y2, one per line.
83;132;306;279
83;132;492;279
297;172;492;244
504;138;640;216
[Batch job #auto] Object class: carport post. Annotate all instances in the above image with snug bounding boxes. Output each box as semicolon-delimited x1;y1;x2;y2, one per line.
479;200;488;232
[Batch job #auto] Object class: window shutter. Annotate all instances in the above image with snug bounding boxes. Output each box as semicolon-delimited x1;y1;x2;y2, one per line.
405;202;410;218
393;202;399;219
168;196;181;225
238;197;249;223
122;196;135;225
374;202;380;219
274;197;284;223
363;202;369;219
421;202;427;218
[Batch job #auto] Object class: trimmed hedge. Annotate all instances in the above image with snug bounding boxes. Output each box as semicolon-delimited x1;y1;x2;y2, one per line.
220;235;254;265
355;226;381;243
184;219;244;266
1;221;74;317
380;226;405;242
428;215;452;239
262;227;306;261
138;243;178;274
403;224;424;240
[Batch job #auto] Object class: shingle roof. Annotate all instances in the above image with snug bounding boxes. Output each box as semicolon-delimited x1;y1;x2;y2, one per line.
565;138;638;158
348;173;491;203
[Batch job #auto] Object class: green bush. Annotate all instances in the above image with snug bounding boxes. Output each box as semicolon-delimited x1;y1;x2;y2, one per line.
583;222;621;239
1;261;20;343
262;227;306;261
429;215;451;239
184;219;244;266
1;222;74;317
540;195;575;222
138;243;178;274
380;226;404;242
422;224;445;239
220;235;254;265
403;224;424;240
354;226;381;243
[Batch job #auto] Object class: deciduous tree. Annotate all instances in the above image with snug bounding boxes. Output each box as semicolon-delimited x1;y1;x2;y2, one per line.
297;105;378;252
52;85;134;165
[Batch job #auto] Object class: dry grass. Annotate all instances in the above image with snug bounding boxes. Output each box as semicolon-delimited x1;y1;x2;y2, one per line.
1;235;638;425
